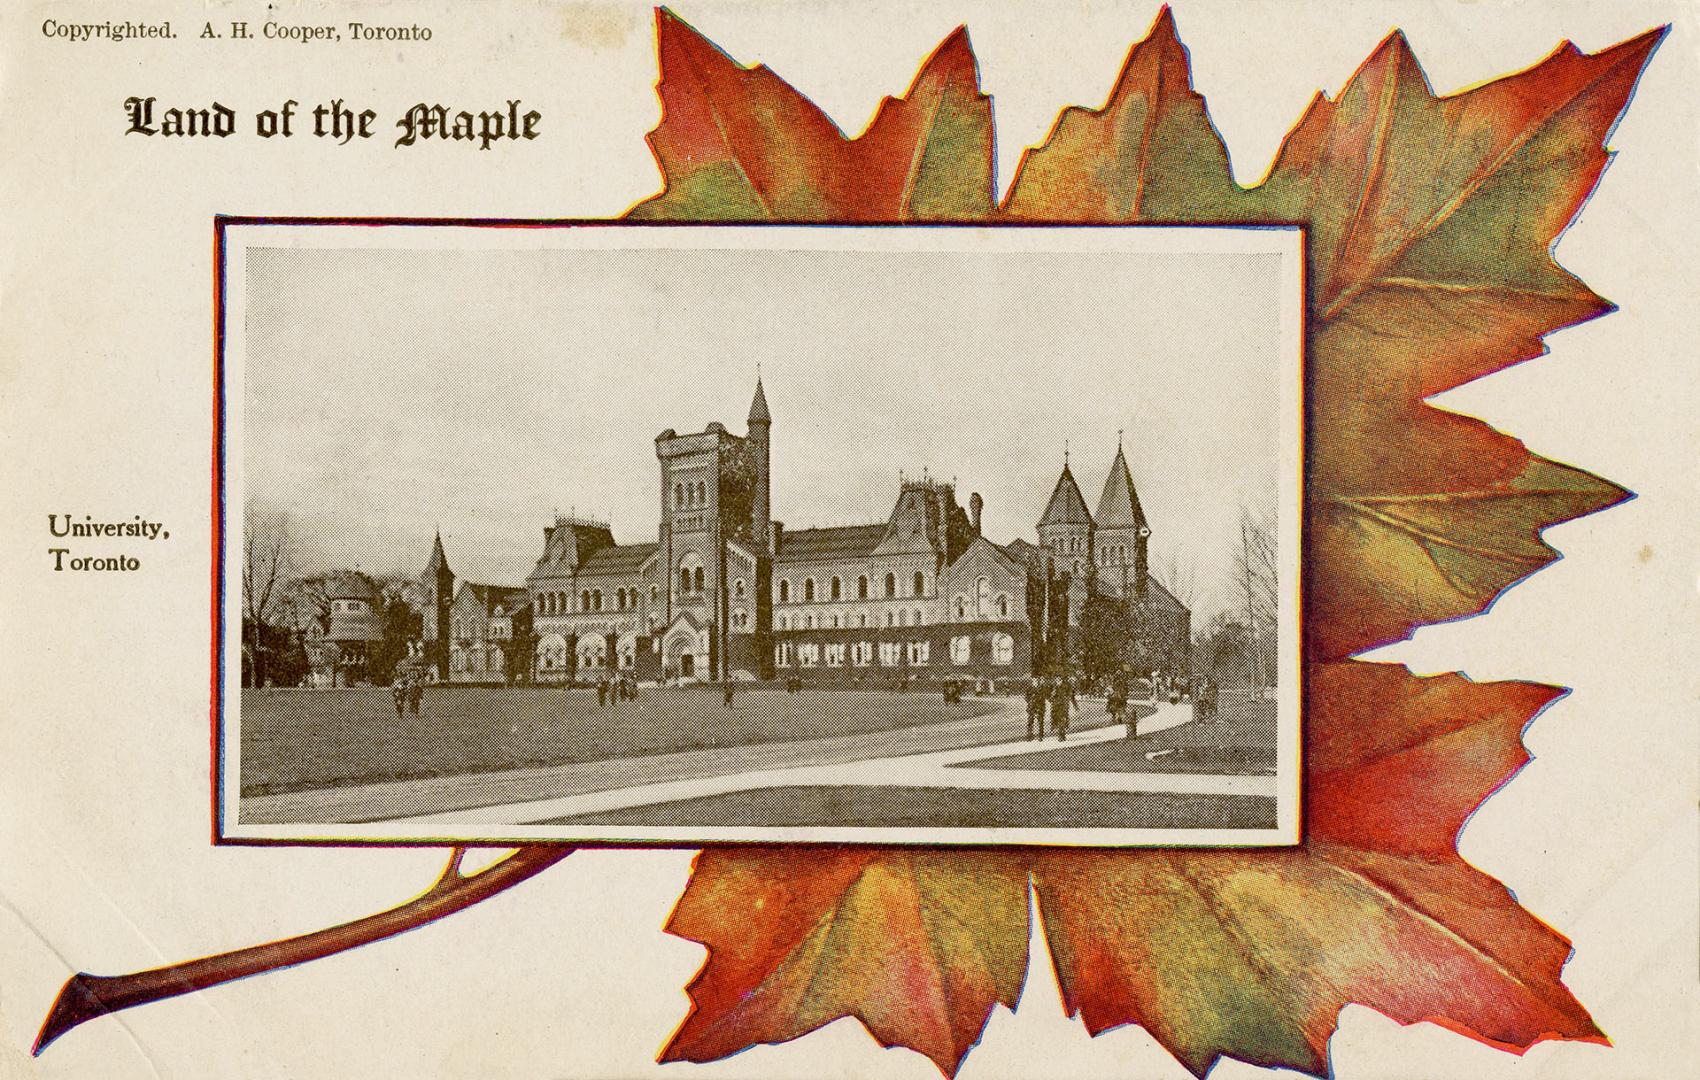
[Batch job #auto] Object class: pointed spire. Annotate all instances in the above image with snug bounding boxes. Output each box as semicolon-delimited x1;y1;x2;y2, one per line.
1039;458;1093;528
1095;440;1148;530
748;371;771;425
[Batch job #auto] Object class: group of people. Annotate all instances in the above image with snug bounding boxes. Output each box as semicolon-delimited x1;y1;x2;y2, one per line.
1022;676;1079;741
389;666;426;717
595;672;638;706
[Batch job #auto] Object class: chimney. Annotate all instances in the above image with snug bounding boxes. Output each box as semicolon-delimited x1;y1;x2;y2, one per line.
969;492;983;535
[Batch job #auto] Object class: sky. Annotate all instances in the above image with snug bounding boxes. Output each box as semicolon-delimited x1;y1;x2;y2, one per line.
241;236;1287;624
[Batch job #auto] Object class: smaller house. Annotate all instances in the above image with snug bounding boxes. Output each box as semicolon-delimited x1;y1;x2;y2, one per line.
309;572;385;686
447;581;531;683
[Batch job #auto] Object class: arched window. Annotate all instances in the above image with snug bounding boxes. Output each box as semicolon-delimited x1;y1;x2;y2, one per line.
884;573;896;598
581;590;591;612
734;578;746;599
804;614;814;629
679;550;704;595
858;611;869;628
779;579;790;603
695;481;707;506
831;576;842;600
804;578;815;602
858;575;869;599
649;584;659;603
992;633;1015;665
913;608;924;626
592;589;603;611
913;571;926;597
898;609;908;627
976;576;990;618
998;594;1010;618
950;636;971;664
674;482;685;509
955;595;967;620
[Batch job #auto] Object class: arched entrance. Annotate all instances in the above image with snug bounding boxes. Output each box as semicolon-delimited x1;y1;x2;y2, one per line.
665;630;698;681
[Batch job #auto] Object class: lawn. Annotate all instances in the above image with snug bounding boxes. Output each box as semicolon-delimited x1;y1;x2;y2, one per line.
966;692;1278;776
546;785;1277;830
239;685;1003;797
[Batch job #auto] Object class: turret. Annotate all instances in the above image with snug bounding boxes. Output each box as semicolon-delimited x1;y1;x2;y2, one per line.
748;375;772;551
969;492;983;535
420;532;454;679
1037;453;1094;577
1094;436;1150;601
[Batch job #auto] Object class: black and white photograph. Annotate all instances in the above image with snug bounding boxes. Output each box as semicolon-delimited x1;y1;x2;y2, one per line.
220;223;1302;845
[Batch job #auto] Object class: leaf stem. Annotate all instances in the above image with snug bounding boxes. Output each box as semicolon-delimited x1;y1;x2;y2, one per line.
33;845;573;1056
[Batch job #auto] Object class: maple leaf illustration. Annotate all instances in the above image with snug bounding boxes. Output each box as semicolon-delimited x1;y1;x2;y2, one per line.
33;8;1663;1076
630;8;1659;1077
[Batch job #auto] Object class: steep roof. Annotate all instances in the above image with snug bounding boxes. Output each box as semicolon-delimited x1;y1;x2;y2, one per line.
1094;443;1147;530
1038;464;1093;528
576;542;659;578
423;532;451;578
949;534;1026;579
1001;538;1041;569
1147;576;1187;615
748;377;771;425
1092;573;1189;616
775;524;886;564
874;486;942;557
460;582;529;616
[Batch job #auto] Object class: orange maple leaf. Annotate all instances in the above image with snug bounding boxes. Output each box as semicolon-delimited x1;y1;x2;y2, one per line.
627;8;1661;1077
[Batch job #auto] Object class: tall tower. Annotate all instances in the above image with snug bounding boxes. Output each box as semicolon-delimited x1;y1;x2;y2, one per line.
420;531;454;679
1094;436;1151;601
748;375;772;551
1036;453;1095;577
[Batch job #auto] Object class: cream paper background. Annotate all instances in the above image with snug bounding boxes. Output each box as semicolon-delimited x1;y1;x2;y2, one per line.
0;0;1695;1077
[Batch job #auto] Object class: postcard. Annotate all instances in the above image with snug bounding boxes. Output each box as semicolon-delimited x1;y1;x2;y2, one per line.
1;1;1695;1078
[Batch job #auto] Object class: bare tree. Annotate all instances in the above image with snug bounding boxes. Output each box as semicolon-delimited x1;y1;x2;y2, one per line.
242;507;294;688
1233;501;1279;689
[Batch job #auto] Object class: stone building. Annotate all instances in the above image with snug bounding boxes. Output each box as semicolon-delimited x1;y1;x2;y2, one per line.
417;377;1190;686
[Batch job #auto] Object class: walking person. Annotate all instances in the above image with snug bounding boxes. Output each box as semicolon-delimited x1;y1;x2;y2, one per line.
596;677;608;707
407;670;423;716
723;679;735;709
1024;678;1044;741
391;669;408;719
1109;676;1132;739
1051;675;1071;741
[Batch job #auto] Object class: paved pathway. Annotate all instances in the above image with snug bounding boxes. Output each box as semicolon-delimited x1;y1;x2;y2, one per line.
242;697;1275;827
395;705;1275;826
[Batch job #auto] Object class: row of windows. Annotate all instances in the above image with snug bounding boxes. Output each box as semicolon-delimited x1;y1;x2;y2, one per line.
450;619;513;641
532;580;1015;626
776;633;1014;668
535;638;638;670
534;587;647;616
778;608;926;630
776;570;926;604
673;479;710;510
